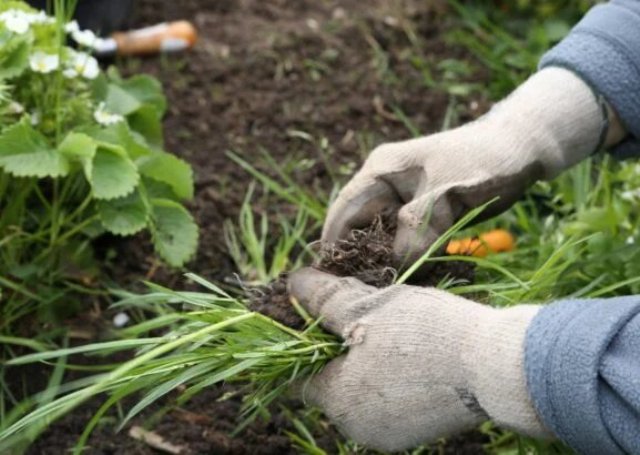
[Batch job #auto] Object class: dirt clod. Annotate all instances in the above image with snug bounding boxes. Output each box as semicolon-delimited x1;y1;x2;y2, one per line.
249;212;476;330
316;213;397;287
249;274;306;329
249;213;398;329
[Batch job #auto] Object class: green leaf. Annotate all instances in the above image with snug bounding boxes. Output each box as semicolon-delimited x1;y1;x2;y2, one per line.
150;198;198;267
103;75;166;120
90;144;139;200
85;122;151;160
0;121;69;177
0;33;30;80
119;75;167;115
58;132;97;181
98;190;149;236
543;19;571;43
0;2;35;14
127;104;163;148
138;152;194;200
58;132;97;159
104;84;141;116
142;177;178;200
90;73;109;101
100;76;166;147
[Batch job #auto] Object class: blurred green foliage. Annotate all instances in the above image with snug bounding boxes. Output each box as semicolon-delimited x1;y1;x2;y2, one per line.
447;0;596;98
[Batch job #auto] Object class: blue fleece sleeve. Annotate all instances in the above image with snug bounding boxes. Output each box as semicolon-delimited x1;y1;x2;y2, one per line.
525;297;640;455
539;0;640;159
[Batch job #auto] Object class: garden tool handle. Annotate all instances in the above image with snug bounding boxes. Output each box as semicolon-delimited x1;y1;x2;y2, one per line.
111;21;197;56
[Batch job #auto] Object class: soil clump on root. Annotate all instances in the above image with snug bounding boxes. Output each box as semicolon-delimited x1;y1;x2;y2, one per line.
249;214;476;329
249;213;397;329
316;213;398;286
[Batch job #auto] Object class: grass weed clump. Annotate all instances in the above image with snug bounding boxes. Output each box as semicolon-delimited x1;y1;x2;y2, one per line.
446;0;590;99
451;158;640;306
0;199;486;453
0;274;341;452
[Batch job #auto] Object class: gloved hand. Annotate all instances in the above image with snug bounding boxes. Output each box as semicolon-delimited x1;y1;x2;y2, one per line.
289;268;551;452
323;67;621;264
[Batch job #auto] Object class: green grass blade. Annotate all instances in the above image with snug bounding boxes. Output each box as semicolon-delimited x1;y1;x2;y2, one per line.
397;198;498;284
7;338;165;365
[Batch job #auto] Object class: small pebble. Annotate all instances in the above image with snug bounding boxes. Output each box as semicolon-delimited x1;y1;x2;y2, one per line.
113;312;130;328
306;18;319;30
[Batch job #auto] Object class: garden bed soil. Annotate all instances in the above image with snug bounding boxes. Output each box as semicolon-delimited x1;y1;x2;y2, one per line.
28;387;487;455
101;0;488;289
23;0;490;453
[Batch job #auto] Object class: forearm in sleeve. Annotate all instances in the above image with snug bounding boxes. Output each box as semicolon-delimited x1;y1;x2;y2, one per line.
525;296;640;454
539;0;640;158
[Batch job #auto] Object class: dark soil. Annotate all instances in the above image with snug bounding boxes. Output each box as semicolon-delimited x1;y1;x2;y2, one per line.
20;0;490;453
28;387;486;455
28;385;339;455
103;0;489;289
249;274;304;328
314;214;476;288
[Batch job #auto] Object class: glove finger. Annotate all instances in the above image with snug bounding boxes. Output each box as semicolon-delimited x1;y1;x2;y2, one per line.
322;175;400;244
288;267;375;335
393;192;456;267
300;355;348;410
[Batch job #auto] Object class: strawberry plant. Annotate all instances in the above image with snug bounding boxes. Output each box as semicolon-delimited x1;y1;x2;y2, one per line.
0;2;197;328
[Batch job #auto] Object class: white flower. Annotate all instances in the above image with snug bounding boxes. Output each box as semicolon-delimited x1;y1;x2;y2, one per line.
70;27;108;50
71;28;97;47
62;68;75;79
30;110;41;125
29;51;59;73
0;10;19;21
7;101;24;114
28;10;54;25
64;51;99;79
94;102;123;126
65;19;80;34
1;10;29;34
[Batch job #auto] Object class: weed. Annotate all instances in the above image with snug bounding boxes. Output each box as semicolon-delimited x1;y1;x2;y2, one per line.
224;183;317;284
446;0;590;99
228;149;331;222
0;274;341;452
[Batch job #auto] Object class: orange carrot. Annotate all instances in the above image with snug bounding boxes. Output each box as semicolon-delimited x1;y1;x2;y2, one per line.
446;229;515;258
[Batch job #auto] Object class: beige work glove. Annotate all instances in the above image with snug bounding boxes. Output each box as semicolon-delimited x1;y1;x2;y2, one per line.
323;67;612;264
289;268;550;452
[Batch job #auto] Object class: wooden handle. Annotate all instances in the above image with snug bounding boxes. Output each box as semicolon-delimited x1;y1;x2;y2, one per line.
112;21;197;56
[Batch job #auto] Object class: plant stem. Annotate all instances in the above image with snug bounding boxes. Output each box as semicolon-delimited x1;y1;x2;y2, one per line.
49;179;60;248
252;312;314;342
53;0;65;144
32;214;99;265
64;191;92;225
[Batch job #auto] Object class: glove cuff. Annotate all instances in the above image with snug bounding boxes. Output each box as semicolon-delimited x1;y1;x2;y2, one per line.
487;67;605;179
462;304;552;438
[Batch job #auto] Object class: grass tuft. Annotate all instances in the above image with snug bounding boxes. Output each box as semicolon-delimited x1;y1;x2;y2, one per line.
0;276;341;452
